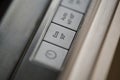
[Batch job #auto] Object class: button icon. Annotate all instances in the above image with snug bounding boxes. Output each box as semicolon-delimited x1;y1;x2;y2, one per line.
60;33;65;40
61;12;75;25
61;13;68;21
68;13;74;24
52;31;59;38
45;50;57;59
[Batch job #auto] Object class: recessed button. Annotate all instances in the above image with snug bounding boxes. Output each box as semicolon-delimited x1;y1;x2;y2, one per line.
44;23;75;49
61;0;90;13
53;6;83;30
33;41;68;70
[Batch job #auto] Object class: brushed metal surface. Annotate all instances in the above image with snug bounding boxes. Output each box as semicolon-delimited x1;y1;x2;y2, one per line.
0;0;50;80
91;1;120;79
58;0;118;80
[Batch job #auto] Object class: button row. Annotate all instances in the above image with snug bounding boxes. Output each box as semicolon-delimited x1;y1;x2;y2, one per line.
33;0;91;70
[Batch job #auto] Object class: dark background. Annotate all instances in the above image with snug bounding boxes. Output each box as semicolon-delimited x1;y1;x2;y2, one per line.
0;0;12;21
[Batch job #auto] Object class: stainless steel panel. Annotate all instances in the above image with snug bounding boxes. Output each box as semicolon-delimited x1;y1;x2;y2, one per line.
0;0;50;80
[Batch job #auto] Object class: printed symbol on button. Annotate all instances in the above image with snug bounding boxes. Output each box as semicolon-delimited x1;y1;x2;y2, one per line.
60;33;65;40
70;13;74;19
52;31;66;40
67;13;74;24
45;50;57;59
52;31;59;38
61;13;68;21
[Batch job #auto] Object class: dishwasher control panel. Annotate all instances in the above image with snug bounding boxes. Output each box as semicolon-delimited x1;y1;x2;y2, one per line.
31;0;91;70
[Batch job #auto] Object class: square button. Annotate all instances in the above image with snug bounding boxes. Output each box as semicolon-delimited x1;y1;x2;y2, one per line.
61;0;90;13
44;23;75;49
53;6;83;31
33;41;68;70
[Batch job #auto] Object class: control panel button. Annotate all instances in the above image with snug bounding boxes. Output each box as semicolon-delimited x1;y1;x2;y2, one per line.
53;6;83;30
61;0;90;13
44;23;75;49
33;41;68;70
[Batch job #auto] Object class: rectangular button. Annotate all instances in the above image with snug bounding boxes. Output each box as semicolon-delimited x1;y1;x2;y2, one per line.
44;23;75;49
61;0;90;13
53;6;83;30
33;41;68;70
